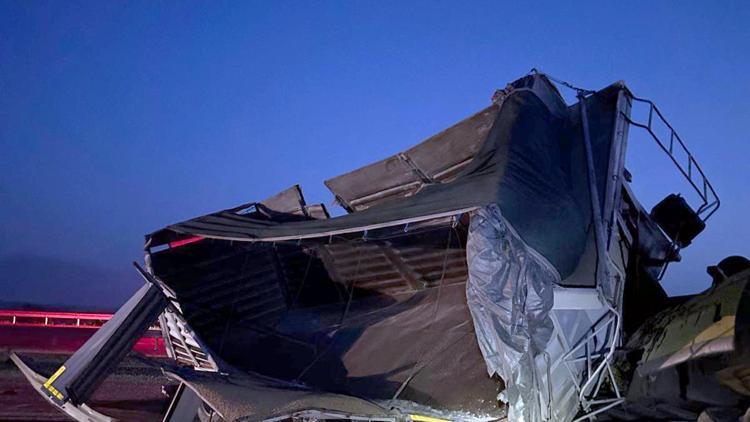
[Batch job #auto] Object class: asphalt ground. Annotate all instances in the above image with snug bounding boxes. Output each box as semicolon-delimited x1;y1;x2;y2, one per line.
1;341;175;421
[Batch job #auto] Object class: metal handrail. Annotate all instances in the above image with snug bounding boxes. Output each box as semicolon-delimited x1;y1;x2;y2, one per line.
623;96;720;222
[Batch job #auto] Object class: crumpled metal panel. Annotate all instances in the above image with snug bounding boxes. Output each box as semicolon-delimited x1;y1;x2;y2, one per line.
466;204;559;422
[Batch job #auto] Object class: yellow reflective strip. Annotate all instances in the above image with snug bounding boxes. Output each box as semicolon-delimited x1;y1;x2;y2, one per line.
410;415;451;422
43;365;66;389
46;385;64;401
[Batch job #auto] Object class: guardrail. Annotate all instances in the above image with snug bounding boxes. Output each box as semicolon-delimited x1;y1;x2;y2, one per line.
0;309;160;331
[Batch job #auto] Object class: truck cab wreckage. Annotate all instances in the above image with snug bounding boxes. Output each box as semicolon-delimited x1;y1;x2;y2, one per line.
12;72;749;421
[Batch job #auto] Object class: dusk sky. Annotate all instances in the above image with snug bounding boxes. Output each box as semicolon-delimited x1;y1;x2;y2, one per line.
1;1;748;309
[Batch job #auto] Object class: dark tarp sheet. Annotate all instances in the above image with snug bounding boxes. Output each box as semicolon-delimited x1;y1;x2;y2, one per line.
208;281;503;416
152;74;622;279
164;368;391;422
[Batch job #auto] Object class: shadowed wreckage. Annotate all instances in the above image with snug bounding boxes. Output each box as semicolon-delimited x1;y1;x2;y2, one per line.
11;72;750;421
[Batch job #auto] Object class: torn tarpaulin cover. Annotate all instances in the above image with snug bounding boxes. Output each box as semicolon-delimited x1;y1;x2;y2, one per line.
145;74;625;421
467;204;558;422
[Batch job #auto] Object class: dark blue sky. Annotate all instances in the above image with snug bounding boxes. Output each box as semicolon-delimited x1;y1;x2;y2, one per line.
1;1;748;308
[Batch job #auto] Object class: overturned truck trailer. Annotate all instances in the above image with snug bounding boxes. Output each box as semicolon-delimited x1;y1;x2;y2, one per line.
13;72;750;421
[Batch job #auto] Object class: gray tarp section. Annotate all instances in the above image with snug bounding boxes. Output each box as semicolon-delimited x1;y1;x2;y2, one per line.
466;204;558;422
153;74;592;280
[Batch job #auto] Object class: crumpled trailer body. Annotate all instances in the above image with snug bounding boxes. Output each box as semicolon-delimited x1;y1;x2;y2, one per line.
14;72;746;422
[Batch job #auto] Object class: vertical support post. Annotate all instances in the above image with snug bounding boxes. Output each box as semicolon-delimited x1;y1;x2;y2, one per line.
578;91;611;297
